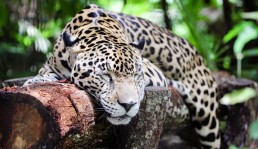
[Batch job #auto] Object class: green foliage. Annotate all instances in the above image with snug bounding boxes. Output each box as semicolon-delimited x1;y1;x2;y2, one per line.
97;0;124;12
224;21;258;77
249;121;258;139
220;87;257;105
0;0;96;81
172;0;226;70
1;0;258;82
229;145;248;149
172;0;258;80
220;86;258;148
0;2;8;30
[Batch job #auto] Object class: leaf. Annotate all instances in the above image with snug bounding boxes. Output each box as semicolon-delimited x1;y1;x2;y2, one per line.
0;2;8;28
249;121;258;139
220;87;257;105
229;145;248;149
242;11;258;21
0;43;26;54
242;48;258;57
223;22;248;43
233;25;258;54
174;0;215;67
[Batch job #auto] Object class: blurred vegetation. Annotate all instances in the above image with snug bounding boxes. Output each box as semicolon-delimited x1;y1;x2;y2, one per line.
221;86;258;149
0;0;258;82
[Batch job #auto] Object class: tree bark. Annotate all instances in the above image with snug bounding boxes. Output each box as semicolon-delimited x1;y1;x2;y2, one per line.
242;0;258;12
160;0;172;30
159;71;258;149
0;83;95;149
222;0;233;31
1;71;257;148
116;87;170;149
213;71;258;149
0;82;187;149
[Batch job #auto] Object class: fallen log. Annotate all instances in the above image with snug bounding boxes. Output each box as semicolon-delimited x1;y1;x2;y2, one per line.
158;71;258;149
0;83;95;149
2;71;256;149
213;71;258;148
0;81;188;149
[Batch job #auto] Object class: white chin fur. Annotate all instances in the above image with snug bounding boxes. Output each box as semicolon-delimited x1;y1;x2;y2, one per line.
107;116;131;125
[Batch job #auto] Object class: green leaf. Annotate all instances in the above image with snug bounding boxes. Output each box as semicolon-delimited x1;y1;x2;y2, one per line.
0;43;27;54
23;36;34;47
220;87;257;105
223;22;248;43
229;145;248;149
233;25;258;54
174;0;216;68
242;11;258;21
0;2;8;28
249;121;258;139
242;48;258;57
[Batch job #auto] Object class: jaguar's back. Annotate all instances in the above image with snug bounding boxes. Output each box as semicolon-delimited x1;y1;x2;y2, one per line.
25;4;220;148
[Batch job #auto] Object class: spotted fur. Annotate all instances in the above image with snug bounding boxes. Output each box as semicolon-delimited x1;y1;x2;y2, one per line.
24;4;220;148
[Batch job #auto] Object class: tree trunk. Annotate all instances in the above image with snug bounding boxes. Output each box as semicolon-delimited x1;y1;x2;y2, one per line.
160;0;172;30
242;0;258;12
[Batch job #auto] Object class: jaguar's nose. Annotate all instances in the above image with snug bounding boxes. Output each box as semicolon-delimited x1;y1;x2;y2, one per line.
118;101;137;112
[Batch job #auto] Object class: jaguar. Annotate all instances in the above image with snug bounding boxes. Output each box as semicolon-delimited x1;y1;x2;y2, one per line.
24;4;221;148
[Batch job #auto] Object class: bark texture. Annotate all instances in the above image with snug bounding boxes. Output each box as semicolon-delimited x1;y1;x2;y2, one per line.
0;83;95;149
116;87;170;149
158;71;258;149
1;71;257;149
213;71;258;149
0;82;186;149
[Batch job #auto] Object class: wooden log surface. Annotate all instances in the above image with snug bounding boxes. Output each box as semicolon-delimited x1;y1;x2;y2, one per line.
0;81;188;149
115;87;170;149
159;71;258;149
0;83;95;149
1;71;257;149
212;71;258;148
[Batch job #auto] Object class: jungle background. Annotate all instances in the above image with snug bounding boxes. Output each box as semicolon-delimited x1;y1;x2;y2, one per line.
1;0;258;84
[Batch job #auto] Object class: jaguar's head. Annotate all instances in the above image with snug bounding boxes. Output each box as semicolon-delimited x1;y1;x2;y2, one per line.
63;30;146;125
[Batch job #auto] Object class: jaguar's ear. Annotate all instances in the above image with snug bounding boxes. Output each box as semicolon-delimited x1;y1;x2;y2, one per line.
130;38;145;50
63;32;78;47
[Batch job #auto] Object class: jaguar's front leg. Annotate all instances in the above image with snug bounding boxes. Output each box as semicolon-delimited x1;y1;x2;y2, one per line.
23;57;64;86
